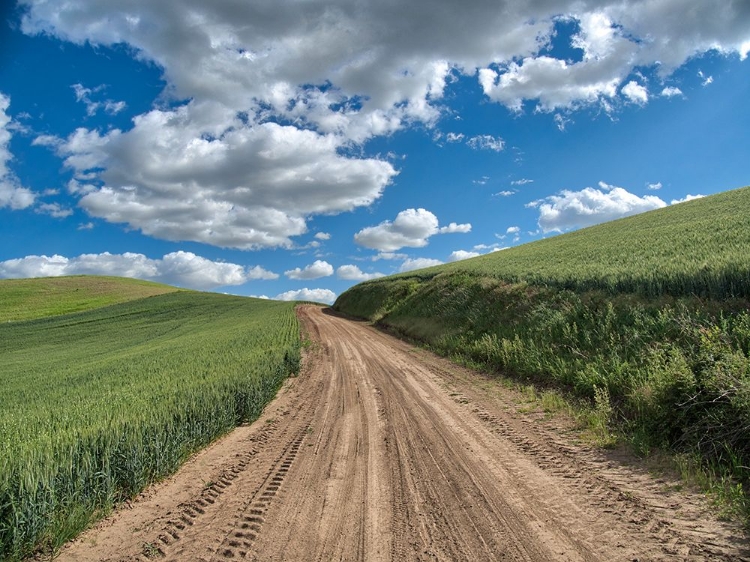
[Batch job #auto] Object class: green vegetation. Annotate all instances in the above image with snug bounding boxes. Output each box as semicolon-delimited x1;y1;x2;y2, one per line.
0;276;179;322
378;186;750;302
0;285;300;560
335;186;750;521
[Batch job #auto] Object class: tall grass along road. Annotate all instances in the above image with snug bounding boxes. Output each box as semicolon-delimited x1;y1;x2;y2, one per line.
51;306;747;561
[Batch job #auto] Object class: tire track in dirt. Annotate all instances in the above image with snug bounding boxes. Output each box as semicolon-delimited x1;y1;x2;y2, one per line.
53;305;749;561
141;399;316;561
208;429;306;560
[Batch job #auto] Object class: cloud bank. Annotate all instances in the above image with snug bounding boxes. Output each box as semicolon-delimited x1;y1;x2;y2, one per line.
275;288;336;305
0;251;278;290
49;108;397;250
24;0;749;118
448;250;480;262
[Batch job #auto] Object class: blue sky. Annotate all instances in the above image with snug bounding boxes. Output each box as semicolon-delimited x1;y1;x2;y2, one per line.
1;1;749;303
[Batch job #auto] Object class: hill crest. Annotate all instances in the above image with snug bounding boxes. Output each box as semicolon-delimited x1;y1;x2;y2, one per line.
0;275;181;322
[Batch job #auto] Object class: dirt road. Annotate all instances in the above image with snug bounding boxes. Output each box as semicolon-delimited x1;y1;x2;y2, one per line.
56;306;748;561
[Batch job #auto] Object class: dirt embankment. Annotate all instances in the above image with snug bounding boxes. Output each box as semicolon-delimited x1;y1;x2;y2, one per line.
54;306;749;561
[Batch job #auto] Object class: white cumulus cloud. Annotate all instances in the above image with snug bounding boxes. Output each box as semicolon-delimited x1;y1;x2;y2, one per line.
285;260;334;280
355;208;469;252
448;250;480;262
497;225;521;241
529;183;667;232
399;257;444;272
354;208;439;251
621;81;648;105
479;56;625;112
0;251;278;290
439;222;472;234
0;93;36;210
246;266;280;280
275;288;336;305
50;103;397;250
671;194;705;204
336;264;385;281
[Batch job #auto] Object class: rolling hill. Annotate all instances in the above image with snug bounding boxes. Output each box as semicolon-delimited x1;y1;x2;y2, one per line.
0;275;180;322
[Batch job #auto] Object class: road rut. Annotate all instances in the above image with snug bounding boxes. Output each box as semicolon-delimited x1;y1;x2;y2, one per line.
55;305;749;561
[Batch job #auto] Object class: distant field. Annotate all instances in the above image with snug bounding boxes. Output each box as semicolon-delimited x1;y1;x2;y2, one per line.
387;186;750;301
0;275;179;322
0;284;300;560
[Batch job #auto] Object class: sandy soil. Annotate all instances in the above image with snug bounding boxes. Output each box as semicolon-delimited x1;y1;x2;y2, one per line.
54;305;749;561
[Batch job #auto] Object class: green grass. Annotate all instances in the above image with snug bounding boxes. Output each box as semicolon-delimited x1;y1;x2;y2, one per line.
0;286;300;560
375;185;750;302
0;276;180;322
335;185;750;524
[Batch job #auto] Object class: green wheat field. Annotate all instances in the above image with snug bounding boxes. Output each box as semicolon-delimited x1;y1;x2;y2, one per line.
0;283;299;559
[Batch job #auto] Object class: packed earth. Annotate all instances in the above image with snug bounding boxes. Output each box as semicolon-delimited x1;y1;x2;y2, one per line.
54;306;748;561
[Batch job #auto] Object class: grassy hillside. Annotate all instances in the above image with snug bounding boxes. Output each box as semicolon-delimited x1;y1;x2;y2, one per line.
0;286;300;560
343;186;750;323
0;275;179;322
335;186;750;515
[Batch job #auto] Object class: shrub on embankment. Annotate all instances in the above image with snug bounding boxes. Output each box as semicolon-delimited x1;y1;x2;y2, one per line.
0;288;300;560
334;186;750;500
